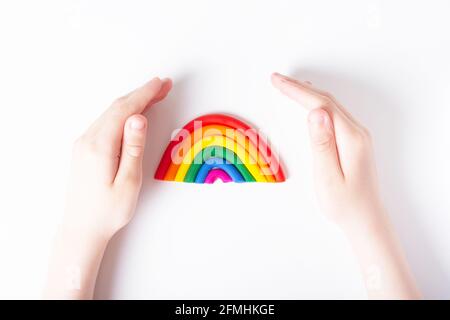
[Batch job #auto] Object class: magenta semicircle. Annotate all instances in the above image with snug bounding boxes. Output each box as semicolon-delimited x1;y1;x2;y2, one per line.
204;169;233;184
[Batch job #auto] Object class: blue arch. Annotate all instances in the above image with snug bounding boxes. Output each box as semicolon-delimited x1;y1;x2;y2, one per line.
195;157;245;183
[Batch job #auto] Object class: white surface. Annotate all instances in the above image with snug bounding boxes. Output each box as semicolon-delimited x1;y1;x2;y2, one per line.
0;0;449;299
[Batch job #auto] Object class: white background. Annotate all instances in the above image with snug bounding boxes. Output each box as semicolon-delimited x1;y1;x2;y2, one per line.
0;0;449;299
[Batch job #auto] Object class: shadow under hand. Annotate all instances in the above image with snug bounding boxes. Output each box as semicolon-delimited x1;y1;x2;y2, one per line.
291;67;449;299
94;74;192;299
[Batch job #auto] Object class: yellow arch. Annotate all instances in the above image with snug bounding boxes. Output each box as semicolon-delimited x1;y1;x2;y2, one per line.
165;125;275;182
174;135;268;182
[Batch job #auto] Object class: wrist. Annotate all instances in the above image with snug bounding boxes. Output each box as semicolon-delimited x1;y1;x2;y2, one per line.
59;222;112;249
338;203;390;239
336;206;421;299
45;221;111;299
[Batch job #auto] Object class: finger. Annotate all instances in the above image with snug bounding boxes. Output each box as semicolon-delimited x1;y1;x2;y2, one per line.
271;72;326;110
272;72;363;134
111;77;164;119
148;78;173;106
86;77;171;158
271;72;363;128
114;114;148;186
307;108;343;181
92;77;165;134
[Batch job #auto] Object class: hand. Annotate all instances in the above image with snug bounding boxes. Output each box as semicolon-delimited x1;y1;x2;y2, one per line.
271;72;381;228
45;77;172;299
65;77;172;239
271;72;420;299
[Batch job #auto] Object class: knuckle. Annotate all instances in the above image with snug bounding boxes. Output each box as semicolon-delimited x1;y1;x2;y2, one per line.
125;144;144;158
322;91;335;101
318;96;334;108
348;128;371;150
312;135;334;152
350;131;364;143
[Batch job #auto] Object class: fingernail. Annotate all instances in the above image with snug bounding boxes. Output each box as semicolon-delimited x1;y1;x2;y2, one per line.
273;72;290;81
272;72;284;81
144;77;161;87
130;118;145;130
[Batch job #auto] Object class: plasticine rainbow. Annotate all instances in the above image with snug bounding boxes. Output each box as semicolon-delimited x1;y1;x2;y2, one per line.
154;114;286;183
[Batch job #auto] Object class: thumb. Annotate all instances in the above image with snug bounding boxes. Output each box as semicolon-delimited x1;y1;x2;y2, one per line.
115;114;148;187
307;108;343;181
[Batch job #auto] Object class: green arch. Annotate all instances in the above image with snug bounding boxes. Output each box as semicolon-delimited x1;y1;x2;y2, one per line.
184;146;256;182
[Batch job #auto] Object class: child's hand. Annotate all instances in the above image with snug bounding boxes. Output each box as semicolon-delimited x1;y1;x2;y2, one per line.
272;72;420;299
271;73;381;229
65;77;172;240
45;77;171;299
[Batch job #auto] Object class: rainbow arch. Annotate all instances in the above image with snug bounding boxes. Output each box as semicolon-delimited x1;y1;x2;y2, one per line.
154;114;286;184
